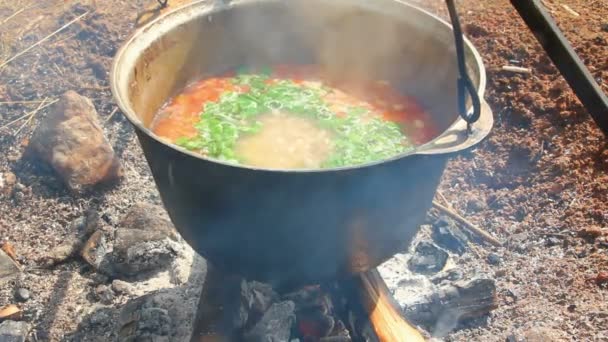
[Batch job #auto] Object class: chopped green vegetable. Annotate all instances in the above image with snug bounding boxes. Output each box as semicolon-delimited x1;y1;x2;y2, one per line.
175;73;413;167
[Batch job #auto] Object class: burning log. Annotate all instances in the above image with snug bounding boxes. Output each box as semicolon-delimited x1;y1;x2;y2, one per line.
336;269;426;342
361;273;426;341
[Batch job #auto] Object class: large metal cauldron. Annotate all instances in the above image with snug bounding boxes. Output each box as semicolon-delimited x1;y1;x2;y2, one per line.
111;0;493;288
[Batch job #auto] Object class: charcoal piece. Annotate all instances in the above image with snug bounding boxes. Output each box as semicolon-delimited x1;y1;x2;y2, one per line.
506;334;520;342
80;231;109;272
235;280;251;330
320;336;352;342
487;253;501;265
407;241;448;275
284;286;322;307
247;281;279;324
284;285;333;316
137;307;172;337
119;305;172;341
297;309;335;338
231;280;282;331
244;301;295;342
401;278;497;331
545;236;562;247
41;210;100;267
431;217;468;254
210;277;249;332
330;319;351;338
191;268;246;340
94;285;114;304
430;268;464;284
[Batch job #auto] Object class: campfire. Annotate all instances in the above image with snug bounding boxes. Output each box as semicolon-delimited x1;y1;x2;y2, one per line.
192;267;423;341
185;210;499;342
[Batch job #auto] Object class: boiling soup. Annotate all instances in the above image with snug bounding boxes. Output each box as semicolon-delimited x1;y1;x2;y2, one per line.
152;65;437;169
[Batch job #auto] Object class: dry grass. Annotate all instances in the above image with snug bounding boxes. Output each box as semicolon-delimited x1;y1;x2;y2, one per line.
0;10;89;71
0;0;91;68
0;0;34;63
0;98;58;133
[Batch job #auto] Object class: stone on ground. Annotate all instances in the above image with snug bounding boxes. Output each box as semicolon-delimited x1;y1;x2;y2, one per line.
80;203;193;282
29;90;121;192
0;320;29;342
112;229;179;276
15;288;30;302
119;203;177;240
107;203;180;277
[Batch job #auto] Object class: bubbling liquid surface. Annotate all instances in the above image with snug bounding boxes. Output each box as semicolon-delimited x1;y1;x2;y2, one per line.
151;65;437;169
235;112;334;169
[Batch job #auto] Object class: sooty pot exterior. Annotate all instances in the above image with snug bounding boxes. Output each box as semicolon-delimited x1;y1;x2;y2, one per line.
112;0;491;287
138;129;447;286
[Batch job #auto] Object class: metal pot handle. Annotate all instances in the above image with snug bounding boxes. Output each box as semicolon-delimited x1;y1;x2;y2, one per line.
416;99;493;155
446;0;482;133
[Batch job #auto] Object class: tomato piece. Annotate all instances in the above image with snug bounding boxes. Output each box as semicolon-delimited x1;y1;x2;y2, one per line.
153;115;198;140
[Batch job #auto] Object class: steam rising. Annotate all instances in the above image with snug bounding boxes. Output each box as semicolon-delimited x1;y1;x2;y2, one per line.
219;0;460;132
